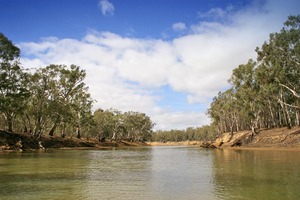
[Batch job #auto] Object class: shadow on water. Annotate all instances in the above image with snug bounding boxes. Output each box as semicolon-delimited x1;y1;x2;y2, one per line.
0;150;91;199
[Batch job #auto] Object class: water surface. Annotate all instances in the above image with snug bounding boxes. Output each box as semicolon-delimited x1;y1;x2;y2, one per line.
0;147;300;200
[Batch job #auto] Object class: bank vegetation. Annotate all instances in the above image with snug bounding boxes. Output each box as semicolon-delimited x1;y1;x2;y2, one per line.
0;33;154;143
1;16;300;147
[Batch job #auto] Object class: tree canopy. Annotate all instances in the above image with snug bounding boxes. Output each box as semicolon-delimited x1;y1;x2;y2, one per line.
208;15;300;136
0;33;30;132
0;35;154;141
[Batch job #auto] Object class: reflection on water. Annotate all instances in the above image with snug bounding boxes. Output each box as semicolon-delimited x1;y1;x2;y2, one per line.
82;148;154;199
150;147;216;200
213;149;300;200
1;147;300;200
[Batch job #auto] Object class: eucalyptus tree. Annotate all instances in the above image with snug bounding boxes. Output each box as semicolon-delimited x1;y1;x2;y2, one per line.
47;64;93;138
93;109;111;139
207;89;238;134
254;62;281;128
25;65;61;137
207;15;300;133
93;109;155;141
25;64;93;137
93;108;124;141
207;92;224;134
256;15;300;128
229;59;262;133
194;125;217;141
152;125;217;142
186;127;196;140
0;33;30;132
123;111;154;141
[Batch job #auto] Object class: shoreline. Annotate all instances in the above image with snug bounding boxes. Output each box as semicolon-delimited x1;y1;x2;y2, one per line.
220;145;300;151
146;141;201;146
147;141;300;151
2;127;300;152
0;129;149;152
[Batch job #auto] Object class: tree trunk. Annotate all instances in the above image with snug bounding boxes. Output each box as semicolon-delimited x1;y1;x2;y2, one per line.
34;116;43;136
295;101;300;127
61;123;66;138
268;99;276;128
279;91;292;129
26;114;33;134
111;131;116;141
230;119;235;136
235;116;240;132
61;131;66;138
76;127;81;139
278;109;283;127
4;113;14;132
7;117;13;132
296;109;300;127
21;115;29;134
48;123;57;136
255;111;261;130
76;112;81;139
49;116;61;136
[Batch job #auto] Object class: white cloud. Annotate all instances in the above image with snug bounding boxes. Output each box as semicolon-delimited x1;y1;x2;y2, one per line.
197;5;235;23
18;0;300;130
154;111;210;130
98;0;115;16
198;7;227;19
172;22;186;32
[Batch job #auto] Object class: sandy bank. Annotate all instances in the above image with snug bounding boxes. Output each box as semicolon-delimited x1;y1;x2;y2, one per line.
148;127;300;151
146;141;201;146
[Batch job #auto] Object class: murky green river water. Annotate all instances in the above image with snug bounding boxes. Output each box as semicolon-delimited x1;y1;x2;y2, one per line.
0;146;300;200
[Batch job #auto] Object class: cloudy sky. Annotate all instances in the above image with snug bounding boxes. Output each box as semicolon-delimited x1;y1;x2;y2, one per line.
1;0;299;130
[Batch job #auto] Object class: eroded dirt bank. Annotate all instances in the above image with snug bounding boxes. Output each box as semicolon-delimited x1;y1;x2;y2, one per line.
199;127;300;149
148;127;300;150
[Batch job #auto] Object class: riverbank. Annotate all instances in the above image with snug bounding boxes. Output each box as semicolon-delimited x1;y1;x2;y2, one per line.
2;127;300;151
146;141;201;146
148;127;300;150
0;130;148;151
213;127;300;149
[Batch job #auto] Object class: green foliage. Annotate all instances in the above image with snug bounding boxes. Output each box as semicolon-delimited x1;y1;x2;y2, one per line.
0;33;30;132
208;15;300;134
93;108;155;141
23;64;93;137
0;33;156;139
152;125;217;142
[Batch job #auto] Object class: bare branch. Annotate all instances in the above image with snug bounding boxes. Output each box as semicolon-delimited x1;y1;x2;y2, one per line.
279;83;300;98
277;99;300;109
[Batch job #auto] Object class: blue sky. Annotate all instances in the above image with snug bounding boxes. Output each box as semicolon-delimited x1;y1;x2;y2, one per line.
1;0;252;42
1;0;299;130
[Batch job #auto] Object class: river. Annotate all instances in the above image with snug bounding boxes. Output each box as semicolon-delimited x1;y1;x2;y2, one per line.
0;146;300;200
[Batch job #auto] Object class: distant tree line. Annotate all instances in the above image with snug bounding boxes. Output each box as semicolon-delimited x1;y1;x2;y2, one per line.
152;125;217;142
0;33;154;141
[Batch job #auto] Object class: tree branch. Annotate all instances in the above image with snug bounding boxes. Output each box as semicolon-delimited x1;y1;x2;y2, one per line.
279;83;300;98
277;99;300;109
